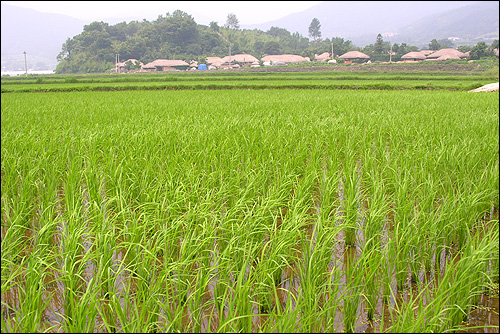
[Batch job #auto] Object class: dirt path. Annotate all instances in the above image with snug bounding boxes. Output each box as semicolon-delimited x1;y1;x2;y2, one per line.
469;82;499;92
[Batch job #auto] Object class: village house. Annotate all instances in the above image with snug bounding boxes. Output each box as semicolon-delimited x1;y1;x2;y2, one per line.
401;51;427;62
113;59;143;73
141;59;190;72
339;51;370;63
420;50;435;56
114;45;483;74
260;54;310;65
425;48;467;61
220;62;240;69
314;52;331;62
221;54;259;67
205;56;224;69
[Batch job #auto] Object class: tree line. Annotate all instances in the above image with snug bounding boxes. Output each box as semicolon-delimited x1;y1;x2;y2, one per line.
55;11;499;74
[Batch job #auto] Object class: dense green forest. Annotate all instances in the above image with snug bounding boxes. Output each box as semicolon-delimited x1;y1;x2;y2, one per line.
55;10;498;74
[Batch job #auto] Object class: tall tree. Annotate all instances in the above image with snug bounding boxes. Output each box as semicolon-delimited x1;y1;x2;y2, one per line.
308;18;321;41
57;37;76;61
209;21;220;32
428;39;441;50
267;26;291;39
331;37;353;57
263;40;282;55
437;38;454;48
374;33;384;54
225;13;240;29
469;41;493;60
457;45;472;53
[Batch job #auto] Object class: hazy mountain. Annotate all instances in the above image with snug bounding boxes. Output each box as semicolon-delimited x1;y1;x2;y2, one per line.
390;1;499;46
240;1;494;46
1;3;86;70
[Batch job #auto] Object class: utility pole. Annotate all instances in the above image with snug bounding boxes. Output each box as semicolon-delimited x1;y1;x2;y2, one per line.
389;44;393;63
331;42;334;58
23;51;28;77
115;53;120;73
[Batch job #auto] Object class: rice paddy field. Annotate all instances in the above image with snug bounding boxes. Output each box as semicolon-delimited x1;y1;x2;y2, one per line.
1;70;498;93
1;66;499;333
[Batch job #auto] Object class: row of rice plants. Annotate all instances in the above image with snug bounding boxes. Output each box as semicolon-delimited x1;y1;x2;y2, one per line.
1;77;494;93
2;89;498;332
2;71;495;86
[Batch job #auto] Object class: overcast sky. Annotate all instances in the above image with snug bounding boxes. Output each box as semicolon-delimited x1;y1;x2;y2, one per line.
2;1;324;25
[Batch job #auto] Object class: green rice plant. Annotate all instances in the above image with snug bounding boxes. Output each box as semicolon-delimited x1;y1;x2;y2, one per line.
158;262;185;333
57;222;90;330
318;158;341;225
61;276;100;333
188;256;215;332
1;223;28;286
296;220;340;332
341;146;360;248
126;273;163;333
1;164;39;241
93;230;117;302
252;256;276;316
317;264;343;333
360;245;383;322
3;74;497;93
414;176;442;275
388;222;498;333
360;167;388;319
342;247;363;333
119;226;164;331
407;216;423;285
381;241;394;306
385;281;438;333
10;253;52;333
220;244;259;333
212;262;232;331
390;222;409;293
0;254;23;329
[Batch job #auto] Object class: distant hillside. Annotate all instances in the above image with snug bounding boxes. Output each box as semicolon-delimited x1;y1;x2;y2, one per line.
1;3;86;69
241;1;478;39
241;1;498;47
392;1;499;46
